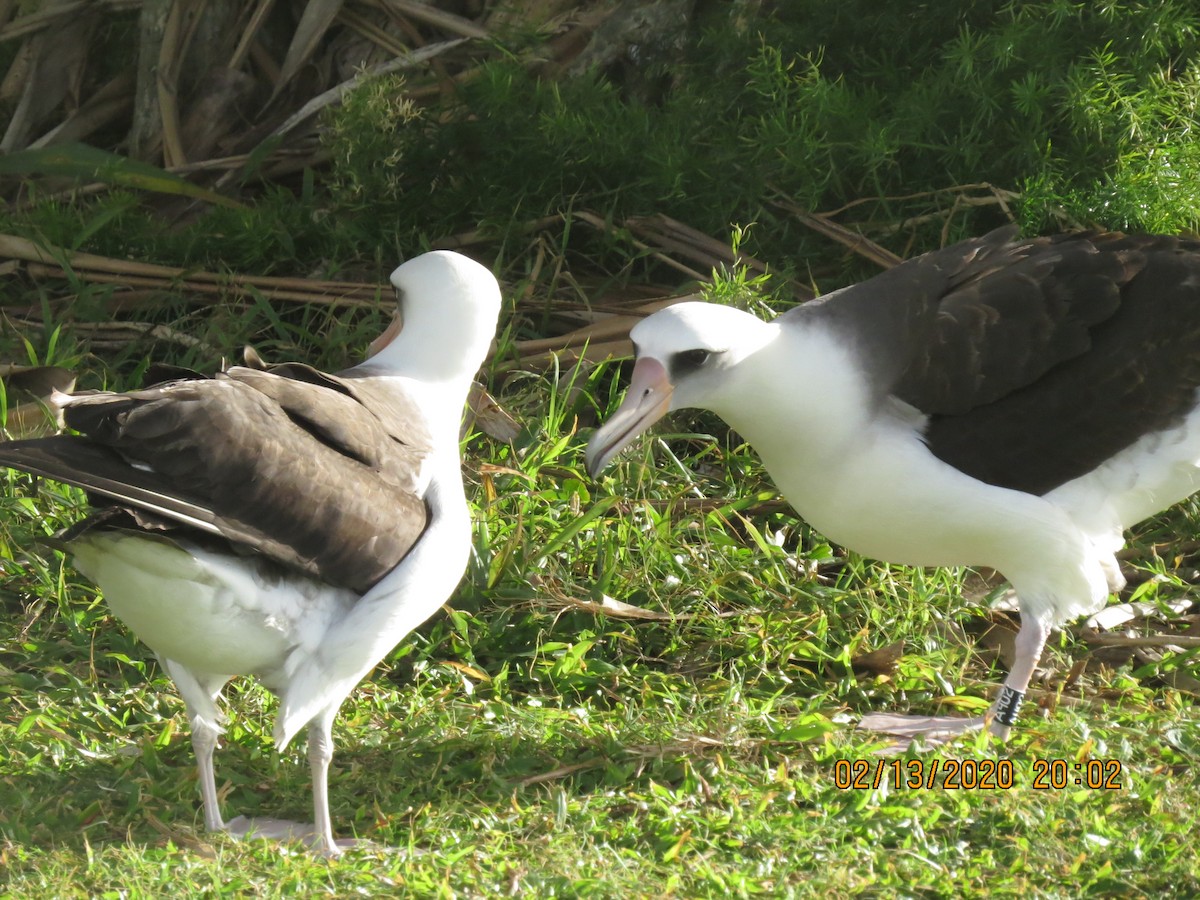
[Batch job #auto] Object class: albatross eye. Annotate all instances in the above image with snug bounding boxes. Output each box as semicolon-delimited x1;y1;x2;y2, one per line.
670;348;714;377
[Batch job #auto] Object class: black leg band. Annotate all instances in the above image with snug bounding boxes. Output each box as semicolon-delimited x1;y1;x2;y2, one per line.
993;686;1025;727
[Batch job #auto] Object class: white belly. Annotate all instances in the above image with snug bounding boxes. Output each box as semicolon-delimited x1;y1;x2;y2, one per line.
70;531;356;685
751;417;1113;624
761;421;1060;568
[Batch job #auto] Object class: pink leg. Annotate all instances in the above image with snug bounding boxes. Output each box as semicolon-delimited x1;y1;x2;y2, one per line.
986;613;1051;739
858;612;1052;745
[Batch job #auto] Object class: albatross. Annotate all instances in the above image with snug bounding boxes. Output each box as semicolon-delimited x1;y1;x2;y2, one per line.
0;250;501;853
586;227;1200;742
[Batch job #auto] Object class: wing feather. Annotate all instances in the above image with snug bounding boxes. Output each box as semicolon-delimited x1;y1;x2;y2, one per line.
792;228;1200;494
0;364;433;591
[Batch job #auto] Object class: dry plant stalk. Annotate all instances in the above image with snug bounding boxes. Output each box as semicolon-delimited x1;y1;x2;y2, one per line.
0;232;382;309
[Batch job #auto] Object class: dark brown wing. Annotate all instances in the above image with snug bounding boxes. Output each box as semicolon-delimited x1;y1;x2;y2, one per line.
0;365;432;592
0;439;222;532
789;228;1200;494
890;230;1156;414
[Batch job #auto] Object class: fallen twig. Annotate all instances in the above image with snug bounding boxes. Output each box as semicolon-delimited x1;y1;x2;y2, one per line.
771;195;903;269
0;233;383;310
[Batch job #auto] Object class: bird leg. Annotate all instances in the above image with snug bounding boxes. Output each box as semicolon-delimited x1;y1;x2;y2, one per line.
221;706;361;856
858;612;1052;746
191;719;226;832
307;706;342;857
984;612;1050;740
163;660;231;833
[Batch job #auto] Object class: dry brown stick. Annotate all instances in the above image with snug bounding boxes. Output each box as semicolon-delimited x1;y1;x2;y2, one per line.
61;288;198;314
168;152;280;174
818;182;1022;218
435;214;563;249
338;5;412;57
403;61;483;100
985;182;1017;221
623;497;789;516
573;210;708;281
20;264;380;308
10;317;220;355
29;70;135;149
128;147;324;183
260;147;332;180
379;0;428;48
0;233;383;297
1;235;384;310
512;296;663;317
511;296;692;357
0;0;137;41
507;339;633;371
228;0;277;71
624;219;734;270
10;181;116;212
273;0;345;101
262;37;468;141
156;0;188;167
1080;633;1200;649
247;31;282;83
0;24;32;105
877;193;1021;237
771;197;903;269
626;214;773;275
373;0;490;40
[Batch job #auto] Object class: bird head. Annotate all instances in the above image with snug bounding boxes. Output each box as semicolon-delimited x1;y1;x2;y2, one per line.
365;250;502;385
585;302;776;477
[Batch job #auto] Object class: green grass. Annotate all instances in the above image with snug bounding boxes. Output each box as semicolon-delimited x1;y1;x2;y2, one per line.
3;349;1200;897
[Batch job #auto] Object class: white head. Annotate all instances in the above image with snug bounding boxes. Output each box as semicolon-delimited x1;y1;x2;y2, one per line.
585;302;777;476
362;250;502;384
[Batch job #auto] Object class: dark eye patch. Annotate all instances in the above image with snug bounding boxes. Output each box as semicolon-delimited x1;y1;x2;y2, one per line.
670;348;715;378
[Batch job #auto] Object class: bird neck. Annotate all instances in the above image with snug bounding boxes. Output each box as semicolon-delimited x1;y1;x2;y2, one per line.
713;324;876;465
368;319;493;387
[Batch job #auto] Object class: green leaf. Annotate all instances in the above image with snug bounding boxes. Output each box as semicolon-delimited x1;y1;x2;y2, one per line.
0;143;246;209
530;497;617;565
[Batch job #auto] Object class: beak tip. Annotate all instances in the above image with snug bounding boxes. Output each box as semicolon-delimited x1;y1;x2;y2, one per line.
585;356;671;480
583;445;606;481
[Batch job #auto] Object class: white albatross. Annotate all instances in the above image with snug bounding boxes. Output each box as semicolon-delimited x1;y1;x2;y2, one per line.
586;227;1200;742
0;250;501;853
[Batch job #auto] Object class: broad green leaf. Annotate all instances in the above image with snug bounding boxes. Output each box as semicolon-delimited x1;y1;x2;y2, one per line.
0;143;246;209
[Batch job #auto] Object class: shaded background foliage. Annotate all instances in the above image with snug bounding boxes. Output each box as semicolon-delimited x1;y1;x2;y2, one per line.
4;0;1200;289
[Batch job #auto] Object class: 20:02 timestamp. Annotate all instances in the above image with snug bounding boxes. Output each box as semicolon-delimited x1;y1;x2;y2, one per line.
833;758;1123;790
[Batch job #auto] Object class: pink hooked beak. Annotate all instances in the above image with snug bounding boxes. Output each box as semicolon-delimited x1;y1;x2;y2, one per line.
585;357;673;478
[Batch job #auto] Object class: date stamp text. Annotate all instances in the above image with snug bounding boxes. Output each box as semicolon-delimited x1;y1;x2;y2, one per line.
833;758;1123;790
